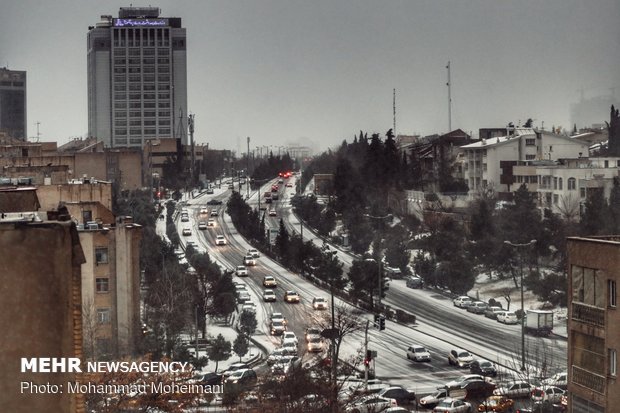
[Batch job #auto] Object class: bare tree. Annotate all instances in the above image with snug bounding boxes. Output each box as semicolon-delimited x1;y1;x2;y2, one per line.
82;298;99;360
556;193;581;222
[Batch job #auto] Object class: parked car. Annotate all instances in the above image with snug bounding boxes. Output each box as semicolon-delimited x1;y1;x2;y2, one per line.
406;344;431;362
405;276;424;289
478;396;514;413
432;397;472;412
263;290;276;302
467;301;488;314
470;359;497;377
237;291;251;304
460;380;496;399
284;290;300;303
263;275;277;288
347;395;397;413
541;371;567;390
493;381;534;398
531;386;565;404
453;296;473;308
312;296;328;310
496;311;519;324
484;306;504;319
448;349;474;368
236;265;248;276
224;368;257;389
377;386;416;406
215;235;227;245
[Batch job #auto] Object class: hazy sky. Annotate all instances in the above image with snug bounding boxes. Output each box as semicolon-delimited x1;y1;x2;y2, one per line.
1;0;619;152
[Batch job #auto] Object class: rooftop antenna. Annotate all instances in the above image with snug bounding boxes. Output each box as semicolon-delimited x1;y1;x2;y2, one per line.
446;61;452;132
34;121;41;142
393;88;396;137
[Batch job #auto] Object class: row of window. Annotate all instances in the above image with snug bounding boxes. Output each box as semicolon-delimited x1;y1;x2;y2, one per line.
115;128;171;136
114;83;170;91
113;58;170;65
114;93;170;100
114;74;170;82
114;111;171;118
114;48;171;56
113;66;170;74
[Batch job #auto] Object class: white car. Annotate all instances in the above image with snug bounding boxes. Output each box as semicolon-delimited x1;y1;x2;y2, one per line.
406;344;431;362
496;311;519;324
248;248;260;258
263;290;276;302
263;276;277;288
269;209;277;216
282;332;298;346
243;255;256;266
453;296;473;308
448;349;474;368
531;386;565;404
284;291;300;303
270;320;286;335
282;341;297;355
346;395;397;413
307;337;323;352
305;327;321;341
182;227;191;236
236;265;248;276
432;397;472;412
267;348;286;365
271;312;287;325
207;218;216;227
312;296;327;310
241;303;256;313
541;371;567;390
198;221;207;230
445;374;486;389
493;380;534;398
215;235;227;245
419;388;448;409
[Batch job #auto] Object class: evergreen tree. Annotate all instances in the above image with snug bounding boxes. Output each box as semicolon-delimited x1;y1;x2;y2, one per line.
232;334;249;362
239;310;257;338
207;334;231;373
581;188;608;235
609;177;620;233
274;219;289;260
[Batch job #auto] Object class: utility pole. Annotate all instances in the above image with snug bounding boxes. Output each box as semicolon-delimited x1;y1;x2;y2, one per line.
189;114;195;188
446;61;452;132
246;136;250;199
364;320;370;390
393;88;396;137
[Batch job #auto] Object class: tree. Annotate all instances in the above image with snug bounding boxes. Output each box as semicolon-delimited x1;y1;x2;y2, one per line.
348;259;387;309
313;251;346;289
384;225;410;271
232;334;249;362
580;188;608;235
207;334;231;373
239;310;257;338
275;218;290;260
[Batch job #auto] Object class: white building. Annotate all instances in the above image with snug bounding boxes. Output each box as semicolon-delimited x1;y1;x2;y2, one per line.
87;7;187;148
461;128;590;195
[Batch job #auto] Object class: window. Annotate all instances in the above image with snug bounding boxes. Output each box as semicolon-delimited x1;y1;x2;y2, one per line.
553;177;558;190
580;187;586;198
572;266;606;308
568;177;576;190
610;349;617;376
610;280;617;308
82;210;92;223
95;248;108;264
525;138;536;146
526;154;536;160
97;308;111;324
553;194;558;204
558;177;563;190
96;278;109;293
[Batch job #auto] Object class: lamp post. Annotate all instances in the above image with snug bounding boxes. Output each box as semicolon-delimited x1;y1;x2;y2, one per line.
503;239;537;372
146;139;160;203
364;213;393;309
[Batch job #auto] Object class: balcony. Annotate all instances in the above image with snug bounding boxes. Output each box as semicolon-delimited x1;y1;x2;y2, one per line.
572;365;605;394
572;302;605;327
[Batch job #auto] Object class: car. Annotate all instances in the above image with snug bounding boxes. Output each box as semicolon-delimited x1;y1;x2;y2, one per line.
237;292;251;304
282;332;298;346
431;397;472;413
200;207;208;214
263;275;277;288
281;341;297;355
305;327;321;341
405;276;424;289
493;381;534;399
206;199;222;205
312;296;328;310
182;227;191;236
243;255;256;266
419;389;448;409
267;347;286;364
477;396;515;412
541;371;567;390
470;359;497;377
484;306;504;319
531;386;565;404
467;301;488;314
207;218;216;227
284;290;300;303
248;248;260;258
453;296;473;308
307;337;324;352
271;355;302;375
224;368;257;389
347;395;397;413
215;235;227;245
236;265;248;276
406;345;431;362
222;362;250;379
263;290;277;302
460;380;496;399
270;312;287;325
269;209;277;216
496;311;519;324
194;372;222;386
270;320;286;335
198;221;207;230
448;349;474;368
210;209;219;217
271;185;279;192
377;386;416;406
241;303;256;313
227;184;234;189
206;188;214;194
286;182;293;187
445;374;486;389
181;215;190;222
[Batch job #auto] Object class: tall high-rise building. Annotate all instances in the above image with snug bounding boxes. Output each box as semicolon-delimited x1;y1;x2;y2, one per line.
0;68;27;140
87;7;187;148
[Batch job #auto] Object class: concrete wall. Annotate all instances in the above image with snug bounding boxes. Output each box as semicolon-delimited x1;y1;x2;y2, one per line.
37;182;113;212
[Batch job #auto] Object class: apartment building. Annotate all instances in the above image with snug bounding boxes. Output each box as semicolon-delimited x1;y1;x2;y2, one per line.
567;236;620;413
0;67;27;140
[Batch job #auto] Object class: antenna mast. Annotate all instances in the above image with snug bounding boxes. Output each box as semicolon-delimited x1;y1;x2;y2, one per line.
393;88;396;137
446;61;452;131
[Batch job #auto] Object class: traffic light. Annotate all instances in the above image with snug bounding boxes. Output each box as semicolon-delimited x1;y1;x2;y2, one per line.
373;314;379;328
379;316;386;331
364;349;372;367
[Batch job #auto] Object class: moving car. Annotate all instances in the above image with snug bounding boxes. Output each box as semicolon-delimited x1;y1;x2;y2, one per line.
406;344;431;362
207;218;216;227
270;320;286;335
215;235;227;245
282;341;297;355
445;374;486;389
470;359;497;377
224;368;257;389
267;348;286;364
243;255;256;266
271;355;302;375
312;296;327;310
541;371;567;390
453;296;473;308
236;265;248;276
448;349;474;368
431;397;472;413
419;389;448;409
493;381;534;399
222;362;250;379
200;207;208;214
248;248;260;258
263;275;277;288
181;214;190;222
194;372;222;386
269;209;277;216
206;199;222;205
198;221;207;230
284;290;300;303
406;276;424;289
281;331;298;346
182;227;191;236
263;290;276;302
377;386;416;406
210;209;219;217
307;337;324;352
305;327;321;341
477;396;514;413
270;312;287;325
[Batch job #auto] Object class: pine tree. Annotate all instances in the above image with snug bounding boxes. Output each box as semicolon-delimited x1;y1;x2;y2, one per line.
232;334;249;362
207;334;231;373
275;219;289;259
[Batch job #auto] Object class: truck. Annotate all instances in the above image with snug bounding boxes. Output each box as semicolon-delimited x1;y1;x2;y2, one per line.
525;309;554;336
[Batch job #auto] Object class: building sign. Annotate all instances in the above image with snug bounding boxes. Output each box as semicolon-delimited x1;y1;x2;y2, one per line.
113;18;168;27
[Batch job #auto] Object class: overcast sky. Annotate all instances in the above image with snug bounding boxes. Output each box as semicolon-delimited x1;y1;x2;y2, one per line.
1;0;619;152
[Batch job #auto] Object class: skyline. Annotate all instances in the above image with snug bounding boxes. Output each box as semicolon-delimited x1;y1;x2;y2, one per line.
1;0;619;153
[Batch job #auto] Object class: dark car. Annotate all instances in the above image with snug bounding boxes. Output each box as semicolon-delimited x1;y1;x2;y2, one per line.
405;276;424;289
196;372;222;386
224;368;257;389
378;386;416;406
206;199;223;205
470;359;498;377
461;380;496;399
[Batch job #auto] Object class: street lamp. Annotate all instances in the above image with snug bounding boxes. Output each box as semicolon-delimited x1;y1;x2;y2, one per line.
364;213;393;309
503;239;537;372
146;139;160;203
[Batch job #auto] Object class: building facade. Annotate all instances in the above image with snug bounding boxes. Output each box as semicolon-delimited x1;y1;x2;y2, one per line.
567;236;620;413
87;7;187;148
0;67;27;140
